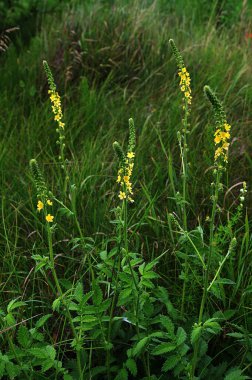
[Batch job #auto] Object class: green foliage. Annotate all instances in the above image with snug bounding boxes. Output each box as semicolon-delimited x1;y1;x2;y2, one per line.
0;1;252;379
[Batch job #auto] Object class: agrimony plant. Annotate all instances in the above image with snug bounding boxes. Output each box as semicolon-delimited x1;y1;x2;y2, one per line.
29;159;83;380
191;86;234;378
169;39;193;316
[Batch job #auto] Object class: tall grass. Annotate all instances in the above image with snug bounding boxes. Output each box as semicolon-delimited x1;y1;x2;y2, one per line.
0;1;252;379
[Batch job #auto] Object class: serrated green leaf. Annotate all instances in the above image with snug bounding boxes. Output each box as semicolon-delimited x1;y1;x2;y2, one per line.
213;309;236;320
176;327;186;345
63;374;73;380
41;358;54;372
7;299;26;313
82;291;94;305
5;313;16;326
139;263;145;275
191;326;202;344
159;315;175;336
30;329;44;342
178;343;189;356
210;283;224;301
17;325;30;348
224;368;249;380
92;282;103;306
99;251;107;261
142;271;159;279
0;361;5;379
74;282;83;303
5;362;20;379
133;336;150;357
115;368;128;380
117;288;132;306
81;316;98;323
140;278;155;288
226;332;244;339
35;314;52;329
126;358;137;376
145;257;160;272
152;343;176;355
204;321;221;334
52;298;61;312
46;345;56;360
162;355;180;372
29;347;48;359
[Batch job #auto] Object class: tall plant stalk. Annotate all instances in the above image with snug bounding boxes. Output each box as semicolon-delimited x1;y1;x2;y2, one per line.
47;227;83;380
30;159;83;379
191;86;232;377
169;39;192;316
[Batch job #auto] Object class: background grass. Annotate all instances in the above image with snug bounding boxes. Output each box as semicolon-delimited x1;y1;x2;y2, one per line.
1;0;252;378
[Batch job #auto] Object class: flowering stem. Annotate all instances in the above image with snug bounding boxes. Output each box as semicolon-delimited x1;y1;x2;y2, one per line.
47;226;83;380
106;207;123;380
122;200;149;378
180;100;189;317
191;170;221;378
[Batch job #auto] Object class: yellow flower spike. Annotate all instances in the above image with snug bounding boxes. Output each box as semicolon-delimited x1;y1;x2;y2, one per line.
46;214;54;223
113;119;136;203
47;200;53;206
37;200;44;211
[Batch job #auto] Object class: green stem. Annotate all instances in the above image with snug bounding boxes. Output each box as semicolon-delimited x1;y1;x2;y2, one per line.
106;212;123;380
47;226;83;380
180;102;189;317
123;200;150;378
70;186;95;281
191;170;221;378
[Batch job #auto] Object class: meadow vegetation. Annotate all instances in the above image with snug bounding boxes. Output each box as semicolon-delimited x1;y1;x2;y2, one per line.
1;1;252;379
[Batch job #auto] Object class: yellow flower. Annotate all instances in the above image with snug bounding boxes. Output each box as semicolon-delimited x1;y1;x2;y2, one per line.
123;175;130;183
214;147;223;159
117;175;121;183
182;67;186;73
184;91;190;98
180;85;186;92
222;142;229;150
46;214;54;223
119;191;126;200
127;152;135;159
219;131;229;139
47;199;53;206
37;200;44;211
214;135;221;144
